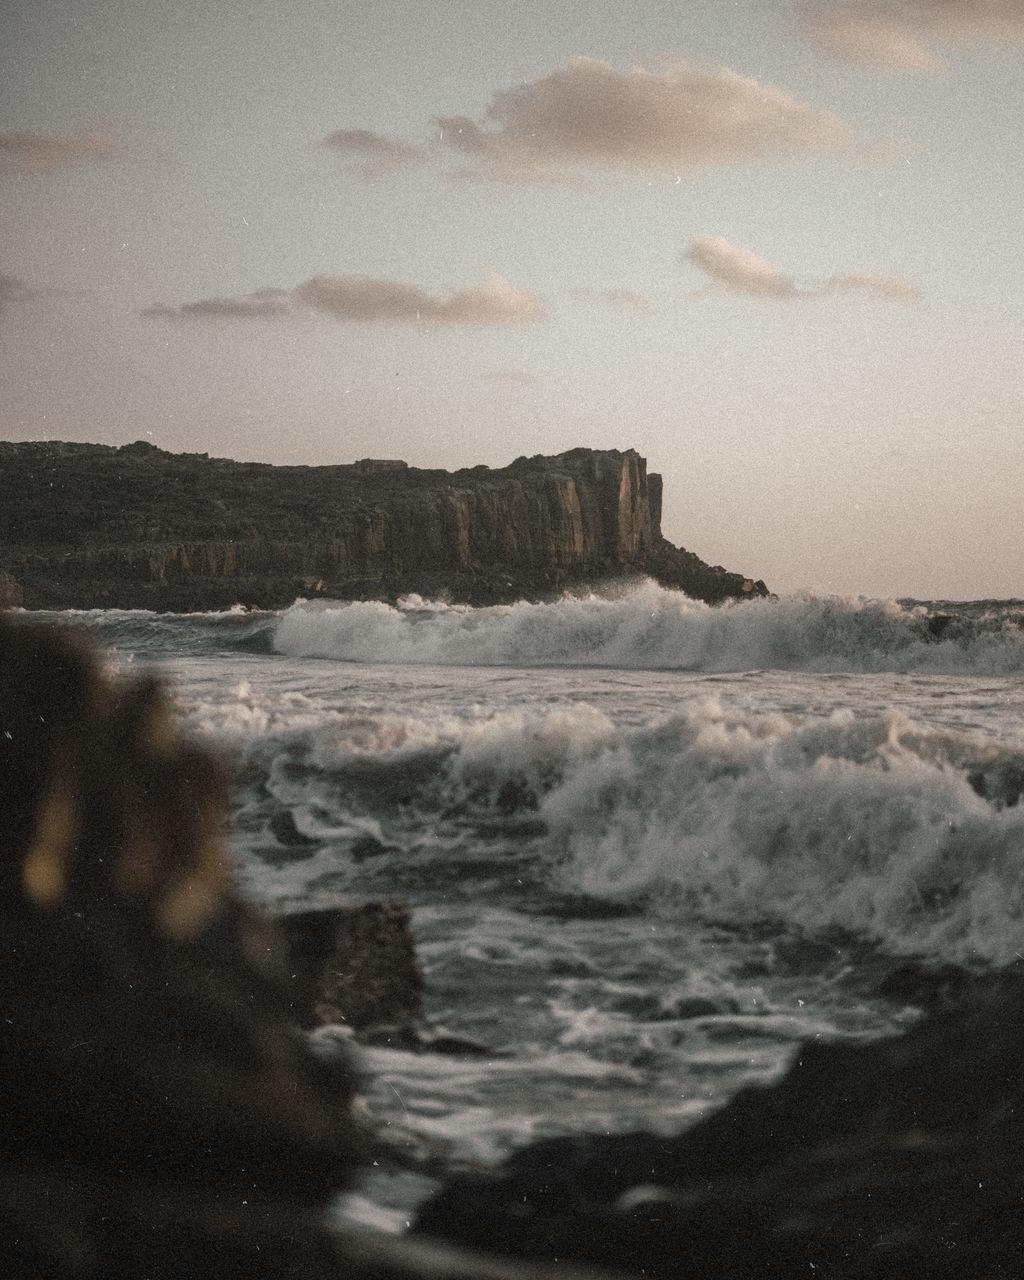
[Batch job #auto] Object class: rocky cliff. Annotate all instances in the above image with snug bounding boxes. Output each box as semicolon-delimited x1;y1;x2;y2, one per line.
0;440;766;610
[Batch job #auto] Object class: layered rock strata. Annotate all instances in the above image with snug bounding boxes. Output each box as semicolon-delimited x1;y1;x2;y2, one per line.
0;440;766;610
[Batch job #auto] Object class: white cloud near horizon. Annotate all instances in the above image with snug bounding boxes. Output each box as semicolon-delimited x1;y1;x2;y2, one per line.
802;0;1024;69
830;271;922;301
142;273;545;328
433;56;851;180
573;286;658;312
685;236;920;301
0;129;116;174
297;272;545;326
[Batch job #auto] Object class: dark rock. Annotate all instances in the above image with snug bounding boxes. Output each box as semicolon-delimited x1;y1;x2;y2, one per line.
0;568;22;607
967;752;1024;809
278;902;424;1031
0;615;366;1204
415;971;1024;1278
0;441;767;609
0;613;614;1280
0;1166;617;1280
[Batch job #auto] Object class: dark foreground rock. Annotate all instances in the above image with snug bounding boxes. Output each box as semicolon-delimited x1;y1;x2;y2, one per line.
415;968;1024;1278
0;613;611;1280
0;441;767;609
280;902;425;1031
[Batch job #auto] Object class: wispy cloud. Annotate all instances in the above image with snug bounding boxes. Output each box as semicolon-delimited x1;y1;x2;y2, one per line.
684;236;920;301
296;272;545;326
573;286;657;312
320;128;424;176
830;271;922;301
141;289;292;321
0;129;116;175
142;273;545;328
434;56;851;181
685;238;801;298
802;0;1024;69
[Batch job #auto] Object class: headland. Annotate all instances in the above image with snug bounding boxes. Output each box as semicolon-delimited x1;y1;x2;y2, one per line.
0;441;767;610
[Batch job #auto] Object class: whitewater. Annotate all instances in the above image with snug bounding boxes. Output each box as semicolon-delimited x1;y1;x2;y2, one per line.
44;582;1024;1230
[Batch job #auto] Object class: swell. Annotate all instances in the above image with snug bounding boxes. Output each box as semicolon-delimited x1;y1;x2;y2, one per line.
273;584;1024;677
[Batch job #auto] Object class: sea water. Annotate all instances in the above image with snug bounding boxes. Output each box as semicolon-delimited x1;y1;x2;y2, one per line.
41;583;1024;1231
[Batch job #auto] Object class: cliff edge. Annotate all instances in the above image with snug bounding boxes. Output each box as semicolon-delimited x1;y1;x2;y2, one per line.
0;441;767;610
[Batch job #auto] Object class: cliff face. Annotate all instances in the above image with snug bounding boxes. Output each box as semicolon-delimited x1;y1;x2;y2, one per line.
0;441;766;610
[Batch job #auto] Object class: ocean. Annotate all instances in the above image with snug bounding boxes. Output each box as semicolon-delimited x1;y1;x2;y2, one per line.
40;582;1024;1234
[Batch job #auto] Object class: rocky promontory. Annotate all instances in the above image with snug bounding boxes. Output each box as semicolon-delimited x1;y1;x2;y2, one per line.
0;441;766;610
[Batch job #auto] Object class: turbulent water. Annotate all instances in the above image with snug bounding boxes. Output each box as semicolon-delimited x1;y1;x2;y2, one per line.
41;583;1024;1231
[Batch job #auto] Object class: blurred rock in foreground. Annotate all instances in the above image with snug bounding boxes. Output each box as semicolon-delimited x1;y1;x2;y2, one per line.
0;614;606;1280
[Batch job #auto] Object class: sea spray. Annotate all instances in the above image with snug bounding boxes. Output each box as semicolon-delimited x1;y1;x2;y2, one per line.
273;585;1024;676
542;699;1024;965
181;659;1024;965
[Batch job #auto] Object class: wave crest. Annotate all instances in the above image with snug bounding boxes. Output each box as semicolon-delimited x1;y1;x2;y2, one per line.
273;585;1024;676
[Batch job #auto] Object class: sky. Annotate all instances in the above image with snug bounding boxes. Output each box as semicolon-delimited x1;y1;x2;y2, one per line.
2;0;1023;600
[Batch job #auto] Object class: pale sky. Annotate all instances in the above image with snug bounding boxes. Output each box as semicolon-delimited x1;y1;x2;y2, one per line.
2;0;1023;600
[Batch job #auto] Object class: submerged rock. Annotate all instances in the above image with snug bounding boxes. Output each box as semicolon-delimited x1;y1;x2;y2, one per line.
0;441;767;609
415;971;1024;1278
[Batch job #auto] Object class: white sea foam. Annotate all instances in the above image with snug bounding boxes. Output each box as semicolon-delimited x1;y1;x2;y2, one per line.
541;698;1024;965
206;665;1024;966
273;585;1024;676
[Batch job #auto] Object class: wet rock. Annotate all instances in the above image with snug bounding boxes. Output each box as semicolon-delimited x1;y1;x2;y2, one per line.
967;752;1024;808
278;902;424;1032
0;569;22;607
415;972;1024;1278
269;808;320;846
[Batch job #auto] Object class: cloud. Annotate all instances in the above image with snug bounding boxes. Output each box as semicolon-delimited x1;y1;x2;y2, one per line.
0;273;32;314
573;286;657;312
140;289;293;321
295;272;545;326
684;236;919;302
321;128;424;175
435;56;851;181
829;271;922;301
685;237;801;298
142;273;545;328
802;1;1024;69
0;129;116;175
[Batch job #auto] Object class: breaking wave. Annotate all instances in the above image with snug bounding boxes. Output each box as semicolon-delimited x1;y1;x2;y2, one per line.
199;679;1024;967
273;584;1024;676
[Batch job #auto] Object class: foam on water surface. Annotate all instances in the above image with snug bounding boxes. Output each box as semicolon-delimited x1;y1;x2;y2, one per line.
44;600;1024;1226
